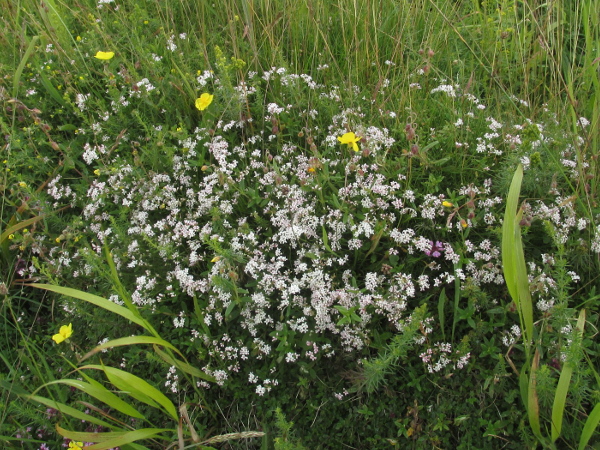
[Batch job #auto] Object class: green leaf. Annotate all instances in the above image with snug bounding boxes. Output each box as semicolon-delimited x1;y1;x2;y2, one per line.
42;379;145;419
80;365;179;421
56;424;169;450
502;164;523;306
527;350;542;440
0;215;47;245
81;335;183;362
578;403;600;450
153;345;216;383
13;36;39;98
26;394;115;429
553;309;586;442
28;284;149;330
438;288;447;340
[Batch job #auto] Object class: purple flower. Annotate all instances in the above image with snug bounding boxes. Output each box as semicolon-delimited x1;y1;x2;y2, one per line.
424;241;444;258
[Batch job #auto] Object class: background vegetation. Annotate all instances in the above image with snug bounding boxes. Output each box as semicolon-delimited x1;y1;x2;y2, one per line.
1;0;599;448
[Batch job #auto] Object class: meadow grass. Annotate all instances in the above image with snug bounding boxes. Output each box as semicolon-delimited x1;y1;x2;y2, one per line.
1;0;599;448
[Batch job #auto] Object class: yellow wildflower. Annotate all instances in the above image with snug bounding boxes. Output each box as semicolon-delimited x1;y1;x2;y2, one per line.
94;51;115;60
52;323;73;344
338;132;361;152
442;201;453;208
195;93;214;111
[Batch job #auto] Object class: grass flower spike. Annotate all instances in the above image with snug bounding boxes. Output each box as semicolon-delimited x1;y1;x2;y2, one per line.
338;132;361;152
195;93;214;111
94;51;115;60
52;323;73;344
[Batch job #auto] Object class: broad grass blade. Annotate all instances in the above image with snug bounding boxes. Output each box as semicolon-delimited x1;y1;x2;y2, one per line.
26;394;114;429
502;164;523;307
80;365;179;421
28;284;149;331
578;403;600;450
42;379;145;419
56;424;167;450
80;335;183;362
153;345;216;382
551;309;586;442
527;349;542;439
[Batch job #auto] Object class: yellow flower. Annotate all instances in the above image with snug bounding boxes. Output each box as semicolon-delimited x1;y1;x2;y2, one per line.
18;181;27;187
338;132;361;152
442;201;453;208
195;93;214;111
52;323;73;344
211;256;221;263
94;51;115;60
68;442;84;450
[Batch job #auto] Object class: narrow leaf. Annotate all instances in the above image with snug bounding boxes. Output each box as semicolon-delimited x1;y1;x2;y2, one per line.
56;424;168;450
153;345;216;382
25;395;114;429
552;309;586;442
0;215;46;244
578;403;600;450
527;349;542;439
28;284;148;330
81;365;178;421
501;164;523;306
81;336;182;362
43;379;145;419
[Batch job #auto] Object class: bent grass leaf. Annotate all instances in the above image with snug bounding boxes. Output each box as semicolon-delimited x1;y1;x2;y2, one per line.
552;309;586;442
56;424;169;450
81;335;183;362
579;403;600;450
41;379;145;420
502;164;522;306
527;349;542;440
26;394;114;429
153;345;216;383
28;284;149;330
0;215;47;245
80;364;179;421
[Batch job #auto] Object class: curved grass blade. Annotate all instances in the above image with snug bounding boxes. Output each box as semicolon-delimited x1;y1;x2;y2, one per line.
578;403;600;450
41;379;145;420
153;345;216;383
552;309;586;442
80;335;183;362
80;364;179;421
28;284;149;330
26;394;114;429
56;424;168;450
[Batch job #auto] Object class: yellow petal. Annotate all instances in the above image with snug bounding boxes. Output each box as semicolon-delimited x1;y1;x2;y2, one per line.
94;51;115;60
195;93;214;111
52;333;65;344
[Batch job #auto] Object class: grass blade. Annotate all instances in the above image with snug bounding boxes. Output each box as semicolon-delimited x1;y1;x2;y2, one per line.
80;364;179;421
80;335;183;362
551;309;586;442
41;379;145;420
56;424;167;450
502;164;523;307
28;284;149;330
578;403;600;450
